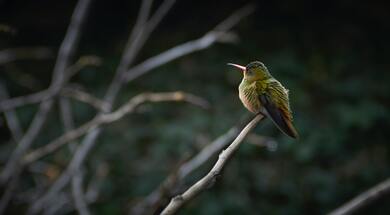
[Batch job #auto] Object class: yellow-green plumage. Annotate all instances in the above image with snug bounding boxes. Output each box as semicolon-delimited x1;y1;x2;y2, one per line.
230;61;298;139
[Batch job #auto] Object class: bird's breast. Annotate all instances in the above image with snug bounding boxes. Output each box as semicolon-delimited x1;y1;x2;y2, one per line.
239;81;261;114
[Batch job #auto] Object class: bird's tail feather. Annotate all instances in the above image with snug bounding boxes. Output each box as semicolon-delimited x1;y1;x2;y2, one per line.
263;108;299;139
259;94;299;139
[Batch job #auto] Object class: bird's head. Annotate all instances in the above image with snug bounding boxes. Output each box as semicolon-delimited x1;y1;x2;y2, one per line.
228;61;271;82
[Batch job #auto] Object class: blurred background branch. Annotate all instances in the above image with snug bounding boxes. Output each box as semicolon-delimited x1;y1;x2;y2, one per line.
0;47;53;65
23;91;209;164
0;82;23;142
329;177;390;215
124;4;254;82
0;0;92;186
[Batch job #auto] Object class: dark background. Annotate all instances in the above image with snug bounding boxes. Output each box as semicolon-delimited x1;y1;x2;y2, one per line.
1;0;390;214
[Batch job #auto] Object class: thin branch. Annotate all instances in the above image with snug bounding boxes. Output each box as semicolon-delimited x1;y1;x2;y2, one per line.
130;126;240;215
42;192;69;215
0;2;93;112
66;55;102;78
35;163;107;215
59;98;75;138
144;0;176;37
85;162;108;202
71;170;90;215
28;160;77;214
58;95;91;215
58;97;78;161
0;55;101;112
0;89;53;112
23;91;209;165
60;87;109;112
0;171;20;214
0;0;92;184
124;3;255;82
214;4;255;31
103;0;155;104
0;47;52;65
0;82;24;213
0;100;54;184
328;177;390;215
0;82;23;142
160;114;264;215
27;0;160;212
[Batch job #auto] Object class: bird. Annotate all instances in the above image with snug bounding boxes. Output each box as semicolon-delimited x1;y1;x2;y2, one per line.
228;61;299;139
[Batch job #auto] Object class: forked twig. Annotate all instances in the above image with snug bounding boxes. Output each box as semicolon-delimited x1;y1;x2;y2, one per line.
124;4;255;82
130;126;240;215
23;92;209;164
60;87;110;111
0;0;92;184
161;114;264;215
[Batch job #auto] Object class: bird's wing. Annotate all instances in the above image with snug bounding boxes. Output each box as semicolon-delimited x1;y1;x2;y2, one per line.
258;80;299;139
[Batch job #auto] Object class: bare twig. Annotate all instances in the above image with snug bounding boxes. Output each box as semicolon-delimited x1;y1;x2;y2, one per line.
328;177;390;215
0;47;52;65
59;98;75;141
23;91;209;164
85;162;108;202
0;89;53;112
160;114;264;215
0;55;101;112
28;1;175;212
0;0;92;185
71;170;90;215
0;82;23;142
103;0;155;105
0;20;96;114
0;82;24;214
124;3;255;82
61;87;109;112
35;163;107;215
130;126;240;215
66;55;102;78
143;0;176;38
58;95;92;215
0;172;20;214
0;100;54;184
43;192;69;215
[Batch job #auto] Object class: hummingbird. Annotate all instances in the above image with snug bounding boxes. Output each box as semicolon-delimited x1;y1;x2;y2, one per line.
228;61;299;139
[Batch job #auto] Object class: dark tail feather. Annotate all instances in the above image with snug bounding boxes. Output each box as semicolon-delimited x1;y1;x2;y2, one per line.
259;94;299;139
263;108;299;139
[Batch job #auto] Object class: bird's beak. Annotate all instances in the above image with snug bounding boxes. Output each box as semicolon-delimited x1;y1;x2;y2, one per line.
227;63;246;72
